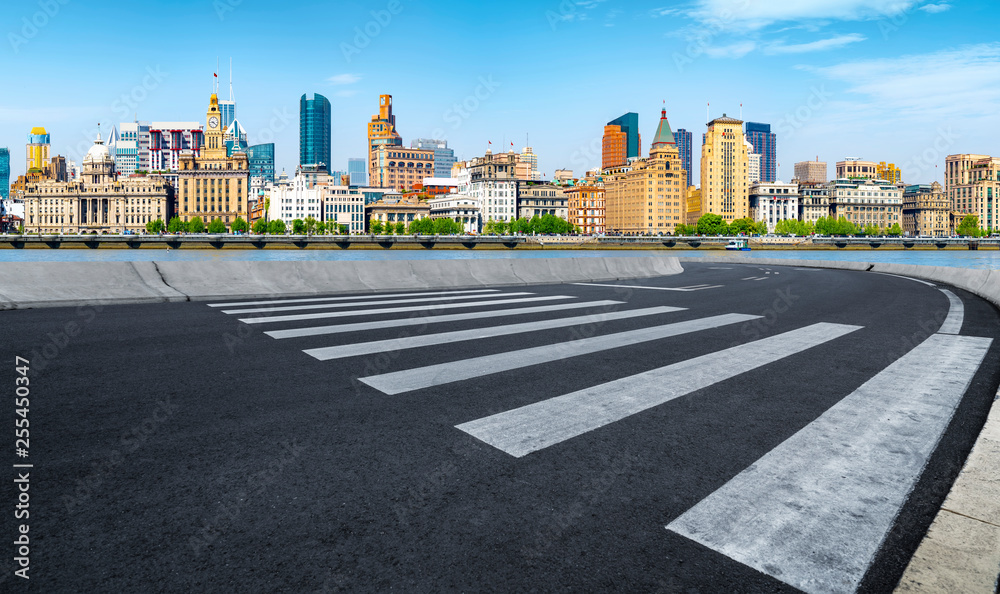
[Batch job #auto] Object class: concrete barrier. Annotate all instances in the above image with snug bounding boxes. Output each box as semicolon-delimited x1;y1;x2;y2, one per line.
0;255;685;309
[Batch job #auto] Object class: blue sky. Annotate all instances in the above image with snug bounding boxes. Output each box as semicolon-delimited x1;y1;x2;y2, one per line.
3;0;998;186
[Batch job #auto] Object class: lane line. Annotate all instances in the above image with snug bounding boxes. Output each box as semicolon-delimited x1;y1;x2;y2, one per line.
222;292;533;315
239;295;575;325
207;289;499;308
264;300;626;339
667;333;993;594
572;282;723;292
305;306;684;361
937;289;964;335
458;323;862;458
870;271;936;287
359;313;762;395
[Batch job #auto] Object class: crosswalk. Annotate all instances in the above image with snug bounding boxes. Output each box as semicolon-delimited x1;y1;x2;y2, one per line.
209;283;991;593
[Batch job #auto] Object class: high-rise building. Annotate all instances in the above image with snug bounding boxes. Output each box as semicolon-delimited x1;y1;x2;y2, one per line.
26;127;50;173
746;139;761;184
945;153;998;233
225;118;248;156
674;128;693;181
176;93;250;228
877;161;902;184
411;139;456;178
0;148;9;200
519;146;540;180
794;159;827;183
300;93;331;172
453;151;519;223
247;143;275;185
602;112;640;170
836;158;878;180
744;122;776;182
347;158;368;186
700;114;749;222
149;123;203;175
605;106;687;234
368;94;403;185
219;61;237;131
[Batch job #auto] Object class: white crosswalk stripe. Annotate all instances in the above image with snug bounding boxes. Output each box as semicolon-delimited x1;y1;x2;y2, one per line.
207;289;500;308
572;282;723;292
304;306;684;361
667;333;992;594
456;322;861;458
221;292;534;315
264;300;626;339
358;313;761;395
238;295;576;324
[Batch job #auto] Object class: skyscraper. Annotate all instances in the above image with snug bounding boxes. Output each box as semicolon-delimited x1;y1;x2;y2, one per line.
26;127;50;172
744;122;776;182
247;143;275;185
348;158;368;186
219;59;237;131
675;128;693;181
602;112;640;169
367;95;432;190
300;93;331;172
0;147;9;200
411;138;456;178
701;114;749;222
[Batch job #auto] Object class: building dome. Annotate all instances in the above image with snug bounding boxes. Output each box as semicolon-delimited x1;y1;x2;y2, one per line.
84;132;111;164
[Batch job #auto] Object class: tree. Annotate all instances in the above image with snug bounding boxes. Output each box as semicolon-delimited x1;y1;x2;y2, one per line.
370;219;384;234
188;216;205;233
231;216;249;234
304;216;318;235
408;217;435;234
728;218;755;236
291;218;305;234
208;218;227;234
956;214;982;237
146;219;165;234
433;217;462;235
753;220;768;235
167;217;187;233
696;213;728;236
673;223;692;236
394;221;405;234
268;219;286;234
316;221;327;235
252;219;268;234
886;223;903;237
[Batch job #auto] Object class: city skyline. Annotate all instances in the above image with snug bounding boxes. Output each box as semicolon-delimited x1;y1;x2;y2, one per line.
2;0;998;187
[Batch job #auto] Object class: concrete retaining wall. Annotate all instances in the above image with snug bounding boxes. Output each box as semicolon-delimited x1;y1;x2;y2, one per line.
0;256;683;309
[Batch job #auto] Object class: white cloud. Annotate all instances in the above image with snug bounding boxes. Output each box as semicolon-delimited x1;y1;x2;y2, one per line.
764;33;866;54
815;43;1000;119
704;41;757;58
327;73;361;85
918;3;951;13
690;0;918;30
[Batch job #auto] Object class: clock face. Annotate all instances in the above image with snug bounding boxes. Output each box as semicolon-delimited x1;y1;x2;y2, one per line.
209;116;219;129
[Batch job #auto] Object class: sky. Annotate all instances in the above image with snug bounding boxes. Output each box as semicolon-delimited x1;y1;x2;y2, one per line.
2;0;998;187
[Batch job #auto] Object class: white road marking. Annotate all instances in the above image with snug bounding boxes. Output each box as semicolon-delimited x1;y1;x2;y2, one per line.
222;292;533;315
667;333;993;594
708;267;733;270
458;323;862;458
752;277;769;281
937;289;964;335
305;306;684;361
239;295;575;324
264;300;626;339
870;271;936;287
359;313;761;395
572;282;723;292
207;289;499;308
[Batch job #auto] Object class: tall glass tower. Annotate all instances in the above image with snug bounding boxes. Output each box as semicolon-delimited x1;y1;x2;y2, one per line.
347;157;368;186
674;128;693;182
745;122;776;182
247;143;275;185
0;148;9;200
300;93;331;172
608;113;640;160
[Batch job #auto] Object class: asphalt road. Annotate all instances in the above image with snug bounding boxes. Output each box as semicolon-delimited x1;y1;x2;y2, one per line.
2;262;999;593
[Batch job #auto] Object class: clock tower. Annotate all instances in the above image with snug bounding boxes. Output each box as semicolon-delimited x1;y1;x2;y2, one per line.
176;91;250;229
203;93;226;159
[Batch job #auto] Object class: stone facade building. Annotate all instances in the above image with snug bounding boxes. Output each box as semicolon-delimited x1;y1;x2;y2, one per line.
517;182;567;221
902;182;951;236
700;115;749;222
23;132;173;234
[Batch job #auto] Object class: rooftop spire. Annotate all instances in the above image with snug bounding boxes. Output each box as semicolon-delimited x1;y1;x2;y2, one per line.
651;104;675;149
